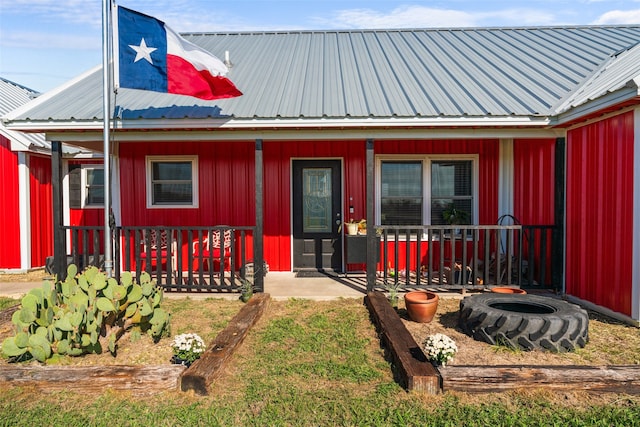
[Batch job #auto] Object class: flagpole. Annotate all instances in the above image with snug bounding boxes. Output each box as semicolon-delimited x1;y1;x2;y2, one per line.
102;0;113;277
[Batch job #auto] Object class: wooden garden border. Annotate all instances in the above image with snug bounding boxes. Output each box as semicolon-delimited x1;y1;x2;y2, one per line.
2;292;639;395
365;291;640;394
0;294;270;394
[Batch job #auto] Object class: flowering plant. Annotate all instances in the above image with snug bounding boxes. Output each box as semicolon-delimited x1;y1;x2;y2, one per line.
423;333;457;366
171;333;206;364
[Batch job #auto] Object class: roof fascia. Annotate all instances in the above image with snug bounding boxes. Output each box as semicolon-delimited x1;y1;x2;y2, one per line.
9;115;552;133
554;87;640;126
46;126;564;146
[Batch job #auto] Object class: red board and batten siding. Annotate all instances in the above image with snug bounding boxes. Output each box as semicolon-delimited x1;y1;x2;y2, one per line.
28;155;53;268
118;139;500;272
375;139;500;224
513;139;556;225
566;111;634;317
119;142;256;227
0;135;21;268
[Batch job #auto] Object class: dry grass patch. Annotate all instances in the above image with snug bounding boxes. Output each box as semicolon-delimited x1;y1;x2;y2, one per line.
0;297;243;366
0;269;51;282
401;295;640;366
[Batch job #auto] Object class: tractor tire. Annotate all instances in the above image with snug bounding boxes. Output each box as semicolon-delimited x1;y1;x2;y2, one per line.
458;293;589;352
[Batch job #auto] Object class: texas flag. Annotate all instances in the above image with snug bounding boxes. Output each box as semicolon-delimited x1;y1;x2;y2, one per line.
115;6;242;100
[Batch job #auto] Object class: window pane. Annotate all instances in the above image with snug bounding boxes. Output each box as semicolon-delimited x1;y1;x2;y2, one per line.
432;199;472;225
381;161;422;225
431;160;472;225
85;169;104;206
153;183;193;204
153;162;191;180
431;161;471;197
86;169;104;186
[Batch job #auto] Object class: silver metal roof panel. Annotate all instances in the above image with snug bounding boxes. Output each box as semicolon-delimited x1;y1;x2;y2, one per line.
5;26;640;128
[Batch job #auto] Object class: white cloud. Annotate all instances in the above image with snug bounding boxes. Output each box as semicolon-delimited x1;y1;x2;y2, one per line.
319;6;477;28
317;5;562;29
593;9;640;24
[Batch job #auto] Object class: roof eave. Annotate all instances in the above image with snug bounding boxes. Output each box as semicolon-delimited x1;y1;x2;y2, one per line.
6;115;553;134
553;87;640;127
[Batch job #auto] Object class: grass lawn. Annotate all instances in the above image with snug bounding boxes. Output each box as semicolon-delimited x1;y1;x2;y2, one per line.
0;295;639;426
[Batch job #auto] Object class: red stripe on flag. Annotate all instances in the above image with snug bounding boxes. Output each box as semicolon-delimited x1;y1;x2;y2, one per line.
167;55;242;100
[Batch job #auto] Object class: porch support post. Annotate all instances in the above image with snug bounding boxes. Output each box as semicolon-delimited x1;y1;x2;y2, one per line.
553;137;566;293
366;138;376;291
51;141;67;280
254;139;264;293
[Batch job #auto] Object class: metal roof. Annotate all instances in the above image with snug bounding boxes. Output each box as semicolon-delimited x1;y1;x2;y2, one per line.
553;42;640;114
5;26;640;128
0;77;47;151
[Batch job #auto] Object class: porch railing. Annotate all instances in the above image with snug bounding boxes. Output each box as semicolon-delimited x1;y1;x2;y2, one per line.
54;225;260;293
372;224;558;291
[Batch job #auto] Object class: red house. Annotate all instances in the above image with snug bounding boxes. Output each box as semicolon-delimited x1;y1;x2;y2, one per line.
4;26;640;325
0;78;52;271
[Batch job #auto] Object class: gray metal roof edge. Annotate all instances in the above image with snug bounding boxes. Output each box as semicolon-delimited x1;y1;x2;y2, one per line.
7;115;554;133
3;66;102;122
178;24;640;37
554;87;640;126
550;42;640;115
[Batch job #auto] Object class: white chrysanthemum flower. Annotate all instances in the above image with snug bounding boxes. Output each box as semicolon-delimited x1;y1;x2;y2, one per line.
171;333;206;363
423;333;457;366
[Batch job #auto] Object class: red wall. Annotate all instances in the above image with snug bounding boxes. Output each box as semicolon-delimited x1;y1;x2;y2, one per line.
566;111;634;316
118;141;255;227
375;139;500;224
29;155;53;267
0;135;21;268
263;139;499;271
118;139;500;272
513;139;556;225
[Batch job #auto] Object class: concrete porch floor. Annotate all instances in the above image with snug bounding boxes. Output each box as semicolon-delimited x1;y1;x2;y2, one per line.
0;272;371;301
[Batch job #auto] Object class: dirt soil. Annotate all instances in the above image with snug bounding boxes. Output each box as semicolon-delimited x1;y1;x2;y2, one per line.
399;295;640;366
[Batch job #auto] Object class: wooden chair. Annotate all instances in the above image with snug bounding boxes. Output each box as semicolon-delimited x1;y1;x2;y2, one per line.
192;229;232;272
139;228;176;272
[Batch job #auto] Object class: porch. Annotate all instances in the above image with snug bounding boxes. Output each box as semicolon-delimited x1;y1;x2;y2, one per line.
52;223;559;294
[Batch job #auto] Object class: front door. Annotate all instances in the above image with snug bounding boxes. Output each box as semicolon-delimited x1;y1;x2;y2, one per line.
292;160;342;272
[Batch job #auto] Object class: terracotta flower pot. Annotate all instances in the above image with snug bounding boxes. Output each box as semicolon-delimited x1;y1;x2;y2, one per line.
490;287;526;294
404;291;439;323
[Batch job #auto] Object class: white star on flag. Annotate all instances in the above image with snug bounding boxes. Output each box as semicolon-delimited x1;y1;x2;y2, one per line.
128;38;157;63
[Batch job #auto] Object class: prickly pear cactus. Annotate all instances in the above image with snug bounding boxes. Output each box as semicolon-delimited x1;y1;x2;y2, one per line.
1;265;171;363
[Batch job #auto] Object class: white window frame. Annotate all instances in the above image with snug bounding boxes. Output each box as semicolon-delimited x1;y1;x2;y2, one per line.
81;165;104;209
375;154;479;226
146;156;199;209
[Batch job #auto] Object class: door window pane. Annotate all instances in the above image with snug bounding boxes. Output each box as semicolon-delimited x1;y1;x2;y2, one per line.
302;168;332;233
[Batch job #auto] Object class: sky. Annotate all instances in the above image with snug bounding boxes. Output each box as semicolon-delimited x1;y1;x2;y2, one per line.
1;0;640;93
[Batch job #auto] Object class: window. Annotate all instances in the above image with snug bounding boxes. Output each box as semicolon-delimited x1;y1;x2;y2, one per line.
146;156;198;208
84;167;105;207
377;157;476;226
68;164;104;208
